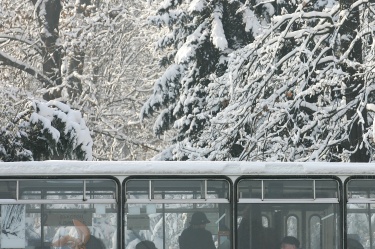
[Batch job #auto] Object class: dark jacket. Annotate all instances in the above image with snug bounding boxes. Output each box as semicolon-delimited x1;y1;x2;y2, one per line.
237;217;250;249
179;226;216;249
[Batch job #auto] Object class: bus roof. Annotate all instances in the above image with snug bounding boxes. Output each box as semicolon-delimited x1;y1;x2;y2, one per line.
0;161;374;176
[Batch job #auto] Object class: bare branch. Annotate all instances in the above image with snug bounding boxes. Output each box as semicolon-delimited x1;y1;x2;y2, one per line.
0;50;54;87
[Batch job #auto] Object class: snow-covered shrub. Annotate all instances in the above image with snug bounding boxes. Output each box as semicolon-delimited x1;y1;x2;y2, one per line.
0;100;92;161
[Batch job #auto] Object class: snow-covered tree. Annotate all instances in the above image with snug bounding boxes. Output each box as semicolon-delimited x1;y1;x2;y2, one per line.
143;0;375;161
141;0;276;158
75;0;168;160
1;0;166;160
0;100;92;161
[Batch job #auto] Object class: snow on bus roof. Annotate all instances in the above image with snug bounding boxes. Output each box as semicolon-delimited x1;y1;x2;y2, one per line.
0;161;374;176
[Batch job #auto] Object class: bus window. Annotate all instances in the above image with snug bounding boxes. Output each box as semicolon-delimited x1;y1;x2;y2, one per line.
262;215;269;228
347;179;375;249
237;178;340;249
0;181;17;199
310;215;321;249
124;178;231;249
0;179;119;249
287;215;298;237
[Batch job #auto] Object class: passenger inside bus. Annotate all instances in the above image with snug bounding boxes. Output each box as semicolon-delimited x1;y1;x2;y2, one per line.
237;205;250;249
85;236;106;249
51;219;105;249
179;211;216;249
237;205;278;249
347;238;364;249
52;234;105;249
136;240;158;249
280;236;300;249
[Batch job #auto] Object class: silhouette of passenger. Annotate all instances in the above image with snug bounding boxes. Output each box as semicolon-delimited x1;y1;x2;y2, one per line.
179;211;216;249
136;240;157;249
347;238;364;249
280;236;300;249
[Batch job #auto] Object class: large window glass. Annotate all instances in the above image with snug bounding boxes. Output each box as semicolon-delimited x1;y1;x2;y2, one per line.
124;178;231;249
237;178;340;249
0;179;118;249
347;179;375;249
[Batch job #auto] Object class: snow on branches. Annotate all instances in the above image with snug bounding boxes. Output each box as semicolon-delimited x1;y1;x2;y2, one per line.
0;100;92;162
144;0;375;161
142;0;265;157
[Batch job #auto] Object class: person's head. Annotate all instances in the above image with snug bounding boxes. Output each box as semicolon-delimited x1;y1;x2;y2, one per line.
190;211;210;228
280;236;300;249
347;238;364;249
136;240;157;249
85;235;106;249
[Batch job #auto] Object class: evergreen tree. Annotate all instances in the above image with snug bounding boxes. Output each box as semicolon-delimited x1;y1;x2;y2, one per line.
144;0;375;161
141;0;274;159
0;100;92;161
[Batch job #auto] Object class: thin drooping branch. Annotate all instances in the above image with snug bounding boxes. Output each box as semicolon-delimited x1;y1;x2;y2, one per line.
0;35;43;55
0;50;54;88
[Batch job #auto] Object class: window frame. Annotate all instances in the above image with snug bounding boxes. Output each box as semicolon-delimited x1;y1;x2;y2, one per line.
122;175;233;249
234;175;343;249
0;175;121;249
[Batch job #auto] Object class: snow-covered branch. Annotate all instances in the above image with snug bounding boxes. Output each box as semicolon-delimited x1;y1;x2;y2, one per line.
0;50;54;87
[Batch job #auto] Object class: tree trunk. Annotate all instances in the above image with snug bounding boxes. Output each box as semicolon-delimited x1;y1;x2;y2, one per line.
340;0;369;162
66;0;91;102
32;0;63;100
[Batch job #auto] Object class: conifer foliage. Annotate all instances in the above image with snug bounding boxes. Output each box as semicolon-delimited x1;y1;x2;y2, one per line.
142;0;273;159
143;0;375;161
0;100;92;162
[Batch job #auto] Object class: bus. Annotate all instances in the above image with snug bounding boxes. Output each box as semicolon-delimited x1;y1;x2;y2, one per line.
0;161;372;249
